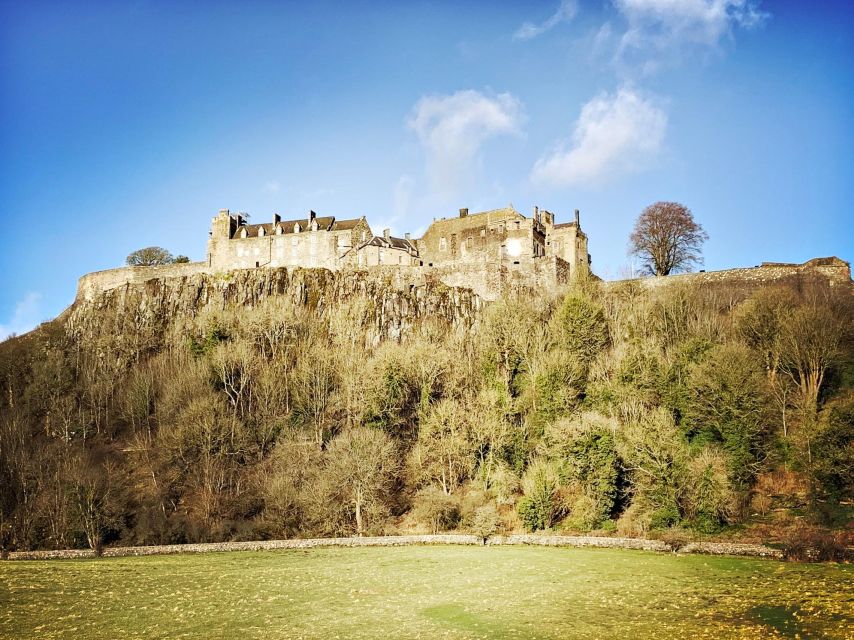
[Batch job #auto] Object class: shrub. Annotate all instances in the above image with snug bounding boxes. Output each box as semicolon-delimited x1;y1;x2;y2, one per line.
470;504;500;542
649;504;681;530
684;447;738;531
517;458;563;531
488;462;520;506
411;487;460;534
781;524;849;562
562;494;601;532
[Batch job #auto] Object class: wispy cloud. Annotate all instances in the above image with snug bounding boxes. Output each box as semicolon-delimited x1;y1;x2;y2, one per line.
0;292;43;341
531;87;667;187
613;0;769;73
264;180;281;193
513;0;579;41
393;175;415;219
408;90;523;196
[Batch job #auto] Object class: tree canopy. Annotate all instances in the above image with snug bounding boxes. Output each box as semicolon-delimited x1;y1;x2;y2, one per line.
629;202;708;276
126;247;175;267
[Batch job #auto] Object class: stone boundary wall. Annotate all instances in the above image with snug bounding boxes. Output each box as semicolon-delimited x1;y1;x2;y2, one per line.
604;257;851;293
4;534;783;561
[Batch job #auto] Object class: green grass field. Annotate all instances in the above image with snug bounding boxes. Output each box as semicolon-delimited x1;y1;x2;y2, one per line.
1;546;851;639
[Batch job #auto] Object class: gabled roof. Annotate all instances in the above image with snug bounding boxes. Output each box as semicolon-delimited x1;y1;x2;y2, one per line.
423;206;526;233
353;235;417;253
331;218;366;231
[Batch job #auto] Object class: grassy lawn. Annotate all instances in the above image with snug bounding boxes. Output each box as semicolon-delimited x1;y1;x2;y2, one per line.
0;546;851;639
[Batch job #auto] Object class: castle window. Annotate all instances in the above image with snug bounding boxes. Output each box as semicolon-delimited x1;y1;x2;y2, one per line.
439;237;447;251
361;231;367;242
466;237;473;250
291;237;298;247
480;229;485;238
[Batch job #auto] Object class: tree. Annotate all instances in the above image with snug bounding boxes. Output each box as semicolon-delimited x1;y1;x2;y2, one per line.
323;427;399;536
629;202;708;276
126;247;174;266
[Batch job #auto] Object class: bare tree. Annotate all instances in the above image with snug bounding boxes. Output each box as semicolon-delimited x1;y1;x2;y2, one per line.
629;202;708;276
126;247;174;266
323;428;398;536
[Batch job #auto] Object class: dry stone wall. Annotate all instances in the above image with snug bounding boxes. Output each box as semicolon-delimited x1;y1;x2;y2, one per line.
4;534;784;561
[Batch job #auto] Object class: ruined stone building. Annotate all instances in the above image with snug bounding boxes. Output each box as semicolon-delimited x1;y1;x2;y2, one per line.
206;204;590;279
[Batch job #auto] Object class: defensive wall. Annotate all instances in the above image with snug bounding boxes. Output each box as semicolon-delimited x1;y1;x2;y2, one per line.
75;256;573;304
606;257;851;293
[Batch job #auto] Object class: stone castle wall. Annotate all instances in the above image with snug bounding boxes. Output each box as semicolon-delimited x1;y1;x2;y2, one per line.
605;257;851;294
75;255;574;305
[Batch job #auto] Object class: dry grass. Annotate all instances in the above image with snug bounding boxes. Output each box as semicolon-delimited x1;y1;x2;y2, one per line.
0;546;851;639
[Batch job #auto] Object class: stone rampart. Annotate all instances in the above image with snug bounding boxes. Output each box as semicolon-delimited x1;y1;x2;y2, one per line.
76;262;213;302
606;257;851;294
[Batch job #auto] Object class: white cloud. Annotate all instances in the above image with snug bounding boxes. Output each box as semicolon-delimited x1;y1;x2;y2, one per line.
614;0;769;70
408;90;523;196
264;180;281;193
393;175;415;219
531;87;667;187
0;292;43;341
513;0;578;41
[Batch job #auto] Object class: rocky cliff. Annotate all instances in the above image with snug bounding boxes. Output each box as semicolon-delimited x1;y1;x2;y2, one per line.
66;266;484;350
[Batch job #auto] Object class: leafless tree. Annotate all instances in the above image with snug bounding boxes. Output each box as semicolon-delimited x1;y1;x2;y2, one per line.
629;202;708;276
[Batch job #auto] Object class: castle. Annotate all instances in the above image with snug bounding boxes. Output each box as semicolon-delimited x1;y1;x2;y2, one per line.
206;205;590;279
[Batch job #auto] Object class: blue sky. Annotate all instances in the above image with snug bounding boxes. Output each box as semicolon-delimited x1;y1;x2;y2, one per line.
1;0;852;337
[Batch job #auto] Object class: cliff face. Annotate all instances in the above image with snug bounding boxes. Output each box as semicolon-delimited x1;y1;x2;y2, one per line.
66;266;484;349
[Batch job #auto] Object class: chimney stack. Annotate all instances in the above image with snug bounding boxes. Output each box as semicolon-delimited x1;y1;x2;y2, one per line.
273;213;281;224
459;207;468;218
310;210;317;222
404;232;411;241
534;205;539;221
574;209;580;226
383;228;391;241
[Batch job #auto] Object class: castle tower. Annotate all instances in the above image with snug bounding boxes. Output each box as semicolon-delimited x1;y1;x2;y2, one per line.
546;208;590;278
207;209;237;267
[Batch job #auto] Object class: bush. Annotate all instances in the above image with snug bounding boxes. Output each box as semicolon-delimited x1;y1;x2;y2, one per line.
561;494;601;532
781;525;849;562
411;487;460;534
649;504;681;530
657;527;691;551
517;458;563;531
470;504;500;541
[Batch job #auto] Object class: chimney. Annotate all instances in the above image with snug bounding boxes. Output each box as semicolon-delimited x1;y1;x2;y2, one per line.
273;213;281;224
404;232;411;241
534;205;539;221
574;209;580;226
310;210;317;222
383;228;391;242
459;207;468;218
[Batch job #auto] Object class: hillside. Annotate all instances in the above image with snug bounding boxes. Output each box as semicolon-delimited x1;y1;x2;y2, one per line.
1;262;852;555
